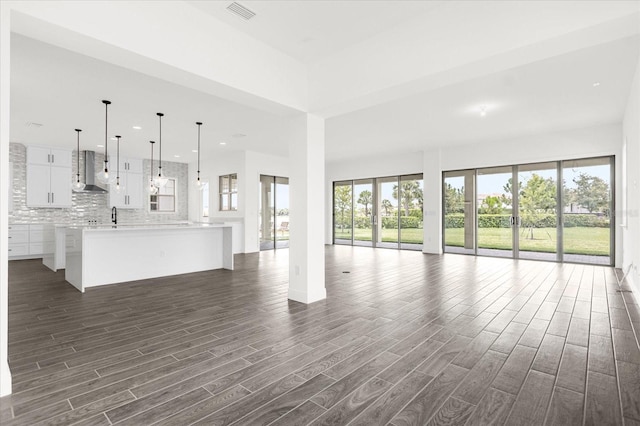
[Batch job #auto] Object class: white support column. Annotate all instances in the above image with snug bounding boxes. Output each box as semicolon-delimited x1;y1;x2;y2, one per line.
288;113;327;304
0;1;13;396
423;149;443;255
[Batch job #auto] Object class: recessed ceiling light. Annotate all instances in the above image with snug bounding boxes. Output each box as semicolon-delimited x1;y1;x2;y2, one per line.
25;121;44;128
593;82;601;87
232;133;246;138
173;155;180;158
220;142;227;145
132;126;142;130
192;149;198;153
479;105;487;117
110;137;117;141
97;144;104;148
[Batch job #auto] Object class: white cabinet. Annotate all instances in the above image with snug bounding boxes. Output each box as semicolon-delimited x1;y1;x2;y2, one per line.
109;156;143;209
27;146;73;168
26;146;72;208
8;224;54;259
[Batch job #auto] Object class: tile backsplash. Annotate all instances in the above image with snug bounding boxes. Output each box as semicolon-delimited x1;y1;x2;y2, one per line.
9;143;188;224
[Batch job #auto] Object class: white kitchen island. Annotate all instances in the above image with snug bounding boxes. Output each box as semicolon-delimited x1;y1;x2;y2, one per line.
65;223;233;292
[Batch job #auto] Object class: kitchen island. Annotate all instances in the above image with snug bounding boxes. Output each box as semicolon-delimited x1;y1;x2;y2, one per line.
65;223;233;292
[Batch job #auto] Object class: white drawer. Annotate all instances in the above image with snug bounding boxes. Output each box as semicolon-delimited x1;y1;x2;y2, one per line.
8;230;29;244
29;243;44;255
8;244;29;257
30;229;55;243
8;224;29;231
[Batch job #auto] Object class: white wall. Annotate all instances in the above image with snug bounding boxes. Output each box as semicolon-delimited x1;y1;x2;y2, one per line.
0;1;12;397
622;55;640;295
188;150;289;254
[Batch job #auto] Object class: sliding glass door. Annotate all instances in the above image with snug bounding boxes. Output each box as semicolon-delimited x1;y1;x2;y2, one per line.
259;175;289;251
443;170;475;255
476;166;514;258
443;156;613;265
333;174;423;250
353;179;374;247
518;162;558;261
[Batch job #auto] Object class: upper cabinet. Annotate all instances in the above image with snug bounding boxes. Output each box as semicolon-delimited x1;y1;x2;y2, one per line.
27;146;73;168
109;156;144;209
26;146;72;208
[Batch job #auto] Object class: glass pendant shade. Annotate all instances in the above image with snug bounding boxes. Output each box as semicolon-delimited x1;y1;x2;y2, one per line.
155;112;168;188
147;140;158;194
72;129;86;191
114;135;124;192
97;100;115;184
195;122;204;190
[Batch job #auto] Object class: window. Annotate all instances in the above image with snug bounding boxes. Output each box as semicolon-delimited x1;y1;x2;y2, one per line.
150;178;176;212
219;174;238;211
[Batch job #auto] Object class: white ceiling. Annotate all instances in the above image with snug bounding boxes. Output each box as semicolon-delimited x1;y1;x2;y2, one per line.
8;1;640;164
326;36;640;160
10;35;288;163
186;0;444;64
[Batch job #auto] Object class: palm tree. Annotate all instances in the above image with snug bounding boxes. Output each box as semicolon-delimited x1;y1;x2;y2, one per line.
393;181;423;216
357;190;372;216
381;199;393;216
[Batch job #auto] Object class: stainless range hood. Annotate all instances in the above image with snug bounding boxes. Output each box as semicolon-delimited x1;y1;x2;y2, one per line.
73;151;108;193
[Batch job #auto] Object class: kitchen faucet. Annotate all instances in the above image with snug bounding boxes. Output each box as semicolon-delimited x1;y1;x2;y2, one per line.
111;206;117;225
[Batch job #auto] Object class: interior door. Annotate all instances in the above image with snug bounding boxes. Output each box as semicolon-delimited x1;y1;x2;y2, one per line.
353;179;375;247
476;166;515;258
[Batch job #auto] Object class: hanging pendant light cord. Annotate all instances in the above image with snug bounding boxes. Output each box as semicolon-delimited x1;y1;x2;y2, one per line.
102;100;111;172
150;141;155;186
116;136;121;185
196;122;202;181
75;129;82;182
157;113;164;177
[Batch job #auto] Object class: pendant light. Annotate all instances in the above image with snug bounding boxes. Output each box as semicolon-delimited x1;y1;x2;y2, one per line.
114;135;123;193
72;129;85;191
154;112;168;188
195;121;204;190
96;100;114;184
147;140;158;195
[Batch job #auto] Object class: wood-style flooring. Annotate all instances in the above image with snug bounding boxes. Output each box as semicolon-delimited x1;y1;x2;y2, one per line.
1;246;640;425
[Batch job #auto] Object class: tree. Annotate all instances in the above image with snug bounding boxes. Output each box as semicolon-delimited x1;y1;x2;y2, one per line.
571;173;610;214
334;186;352;230
357;190;372;216
479;195;503;214
519;174;556;239
393;181;423;216
381;199;393;216
444;183;464;213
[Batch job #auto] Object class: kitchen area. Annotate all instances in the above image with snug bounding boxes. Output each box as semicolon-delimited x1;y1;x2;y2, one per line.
7;123;234;292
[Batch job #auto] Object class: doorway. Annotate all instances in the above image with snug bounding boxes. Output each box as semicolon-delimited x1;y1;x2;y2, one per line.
259;175;289;251
443;156;613;265
333;174;424;250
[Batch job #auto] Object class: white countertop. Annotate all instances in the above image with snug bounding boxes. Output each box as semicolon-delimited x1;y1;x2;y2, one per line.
67;223;230;232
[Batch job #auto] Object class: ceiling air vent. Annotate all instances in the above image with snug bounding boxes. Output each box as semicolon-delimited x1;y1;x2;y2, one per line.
227;2;256;20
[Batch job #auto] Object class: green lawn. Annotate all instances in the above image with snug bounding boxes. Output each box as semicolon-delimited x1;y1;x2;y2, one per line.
445;227;610;256
335;228;423;244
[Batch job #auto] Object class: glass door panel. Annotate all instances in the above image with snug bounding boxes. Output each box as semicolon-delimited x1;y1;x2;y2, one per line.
334;181;353;245
400;174;424;250
444;170;475;255
476;166;513;257
259;175;275;250
353;179;374;246
275;177;289;249
376;177;398;249
518;162;558;261
562;157;612;265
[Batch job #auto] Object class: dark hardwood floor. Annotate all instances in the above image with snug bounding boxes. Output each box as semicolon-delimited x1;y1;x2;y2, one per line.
1;246;639;425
